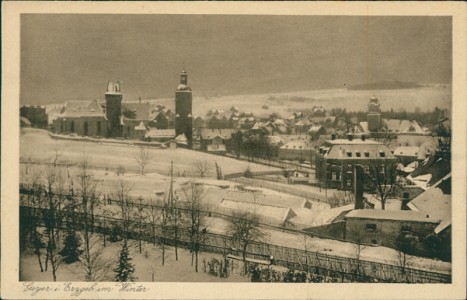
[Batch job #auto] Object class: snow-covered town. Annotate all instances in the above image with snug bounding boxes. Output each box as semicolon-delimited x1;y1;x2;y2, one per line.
18;14;453;285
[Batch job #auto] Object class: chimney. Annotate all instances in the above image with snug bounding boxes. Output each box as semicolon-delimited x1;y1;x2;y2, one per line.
353;165;364;209
361;134;366;141
347;133;353;141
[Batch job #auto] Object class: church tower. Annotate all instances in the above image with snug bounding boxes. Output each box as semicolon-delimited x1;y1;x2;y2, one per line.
105;81;123;137
175;68;193;147
367;96;381;132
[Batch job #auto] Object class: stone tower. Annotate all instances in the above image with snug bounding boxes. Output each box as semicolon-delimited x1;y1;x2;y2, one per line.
105;81;123;137
175;69;193;147
367;96;381;132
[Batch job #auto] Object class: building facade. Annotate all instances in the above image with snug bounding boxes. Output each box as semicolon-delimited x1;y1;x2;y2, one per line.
53;100;108;137
314;135;396;190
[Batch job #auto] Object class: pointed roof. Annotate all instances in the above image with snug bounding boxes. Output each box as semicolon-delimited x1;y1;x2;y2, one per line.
62;100;106;118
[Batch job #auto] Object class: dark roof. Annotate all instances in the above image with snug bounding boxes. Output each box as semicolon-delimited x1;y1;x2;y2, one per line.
410;155;451;186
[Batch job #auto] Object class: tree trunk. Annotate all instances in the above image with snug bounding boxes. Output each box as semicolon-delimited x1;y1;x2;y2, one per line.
36;251;44;272
45;248;50;271
242;244;248;275
195;251;199;273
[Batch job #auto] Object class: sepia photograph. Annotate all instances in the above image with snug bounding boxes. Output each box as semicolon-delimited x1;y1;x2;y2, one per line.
2;2;466;299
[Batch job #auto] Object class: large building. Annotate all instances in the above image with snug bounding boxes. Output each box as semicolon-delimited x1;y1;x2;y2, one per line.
53;70;194;143
175;69;193;148
314;135;396;190
52;99;108;137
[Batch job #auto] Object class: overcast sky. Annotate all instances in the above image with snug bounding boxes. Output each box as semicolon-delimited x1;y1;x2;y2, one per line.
21;15;451;105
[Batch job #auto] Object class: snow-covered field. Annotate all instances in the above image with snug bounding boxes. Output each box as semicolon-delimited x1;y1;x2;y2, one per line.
20;128;280;177
140;86;451;117
20;241;250;282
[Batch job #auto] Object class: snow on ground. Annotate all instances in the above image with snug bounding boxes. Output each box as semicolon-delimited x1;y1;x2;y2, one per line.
20;241;250;282
20;128;280;176
205;217;451;275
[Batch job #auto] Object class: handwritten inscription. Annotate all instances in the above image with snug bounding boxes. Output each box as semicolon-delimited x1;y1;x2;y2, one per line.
23;282;149;297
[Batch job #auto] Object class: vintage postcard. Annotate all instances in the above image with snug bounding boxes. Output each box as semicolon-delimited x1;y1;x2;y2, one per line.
2;1;466;299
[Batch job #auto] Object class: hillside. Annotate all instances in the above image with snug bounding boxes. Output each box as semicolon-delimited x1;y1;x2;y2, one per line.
44;85;451;122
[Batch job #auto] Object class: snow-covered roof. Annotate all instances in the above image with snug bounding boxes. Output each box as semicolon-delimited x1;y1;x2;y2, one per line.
62;100;106;118
318;139;394;159
134;121;148;131
202;188;310;210
280;140;312;150
345;209;440;223
407;173;451;233
219;199;296;223
145;128;176;138
199;128;234;140
383;119;426;134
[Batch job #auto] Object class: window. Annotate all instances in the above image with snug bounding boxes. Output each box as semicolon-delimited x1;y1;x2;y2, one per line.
346;179;352;188
70;121;75;133
379;150;385;158
346;151;352;157
364;151;370;158
364;165;370;173
356;151;361;157
365;224;377;231
381;165;386;174
84;121;89;136
347;164;353;172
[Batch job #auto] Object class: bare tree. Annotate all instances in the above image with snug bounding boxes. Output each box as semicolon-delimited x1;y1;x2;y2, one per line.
365;159;397;210
75;155;104;281
146;196;162;246
23;170;46;272
76;235;112;281
329;191;355;208
300;234;315;272
395;232;416;281
51;148;63;168
182;183;207;272
227;211;265;275
133;146;154;175
348;228;367;276
42;165;66;281
133;196;147;254
194;160;210;178
113;179;135;240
